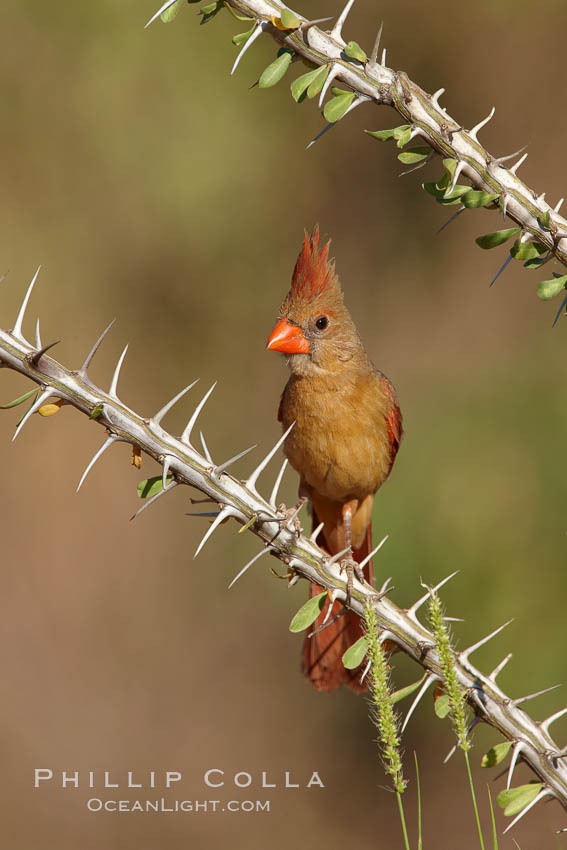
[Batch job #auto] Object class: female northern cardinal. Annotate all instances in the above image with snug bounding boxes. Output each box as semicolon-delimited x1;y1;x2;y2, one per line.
266;227;402;693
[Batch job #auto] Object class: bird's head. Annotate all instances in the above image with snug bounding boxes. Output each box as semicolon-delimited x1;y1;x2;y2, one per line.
266;226;362;375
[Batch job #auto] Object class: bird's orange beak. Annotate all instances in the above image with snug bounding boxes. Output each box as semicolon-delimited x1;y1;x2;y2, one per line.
266;318;310;354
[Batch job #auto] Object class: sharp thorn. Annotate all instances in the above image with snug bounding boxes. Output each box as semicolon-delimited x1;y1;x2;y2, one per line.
502;788;551;835
360;658;372;685
431;87;445;106
436;205;465;235
130;479;178;521
269;458;288;508
541;706;567;735
307;122;337;149
228;547;272;589
490;253;514;287
408;572;459;621
506;741;525;790
35;318;42;350
12;386;53;441
493;144;528;166
77;435;117;492
29;339;60;367
447;160;465;194
162;455;172;490
246;422;294;493
12;266;41;342
460;620;513;662
193;507;237;558
513;683;561;707
401;674;435;733
369;21;383;65
78;319;116;377
310;521;325;543
181;381;217;446
469;106;495;141
489;653;513;681
320;589;340;625
318;64;339;107
231;21;266;76
144;0;179;28
552;292;567;328
185;511;220;518
501;195;509;219
330;0;355;43
510;152;528;175
379;576;392;594
308;605;346;637
299;16;333;32
443;718;480;763
554;198;564;213
213;444;257;477
357;535;388;570
537;192;546;204
200;431;213;464
152;379;199;426
380;47;387;66
327;546;351;568
108;344;128;400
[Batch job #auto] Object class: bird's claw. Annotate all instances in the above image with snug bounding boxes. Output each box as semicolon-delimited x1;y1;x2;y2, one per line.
275;496;307;536
339;554;365;609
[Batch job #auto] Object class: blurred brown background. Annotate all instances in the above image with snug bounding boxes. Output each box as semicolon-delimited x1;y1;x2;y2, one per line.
1;0;566;847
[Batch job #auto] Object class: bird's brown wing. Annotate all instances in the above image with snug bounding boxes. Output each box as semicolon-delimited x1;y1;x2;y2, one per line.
379;374;403;477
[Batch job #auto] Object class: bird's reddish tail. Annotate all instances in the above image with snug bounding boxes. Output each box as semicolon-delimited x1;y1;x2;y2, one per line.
302;516;374;694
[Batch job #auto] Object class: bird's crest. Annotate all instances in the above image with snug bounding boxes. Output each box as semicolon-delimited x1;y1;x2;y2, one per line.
290;226;338;300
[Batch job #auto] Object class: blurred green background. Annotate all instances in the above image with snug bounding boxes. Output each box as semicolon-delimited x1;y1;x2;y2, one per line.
1;0;566;847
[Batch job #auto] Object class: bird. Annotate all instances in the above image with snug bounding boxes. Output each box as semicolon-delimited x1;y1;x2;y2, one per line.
265;226;402;693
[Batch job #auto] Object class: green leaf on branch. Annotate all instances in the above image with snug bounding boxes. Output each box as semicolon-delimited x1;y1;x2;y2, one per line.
289;592;327;632
305;64;329;99
161;0;182;22
481;741;512;768
199;0;223;24
398;146;430;164
422;181;469;205
461;190;500;209
232;24;256;46
496;783;543;817
137;476;172;499
475;228;521;249
434;693;450;719
510;239;546;261
323;91;355;123
395;127;412;148
538;210;552;230
344;41;367;63
291;66;326;102
365;124;410;143
0;388;38;409
342;636;368;669
280;8;300;28
259;49;293;88
391;674;427;704
537;273;567;300
89;403;104;420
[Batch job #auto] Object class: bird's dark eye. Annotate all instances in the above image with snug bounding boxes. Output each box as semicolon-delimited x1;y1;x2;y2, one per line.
315;315;329;331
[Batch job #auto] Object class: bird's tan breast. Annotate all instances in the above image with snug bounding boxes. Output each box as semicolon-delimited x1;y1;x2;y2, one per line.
280;371;392;503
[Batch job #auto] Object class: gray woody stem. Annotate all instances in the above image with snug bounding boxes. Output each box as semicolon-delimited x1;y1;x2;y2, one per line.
201;0;567;267
1;287;567;814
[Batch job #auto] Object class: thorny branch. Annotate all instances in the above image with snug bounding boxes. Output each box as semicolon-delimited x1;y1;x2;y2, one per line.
1;269;567;830
148;0;567;280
